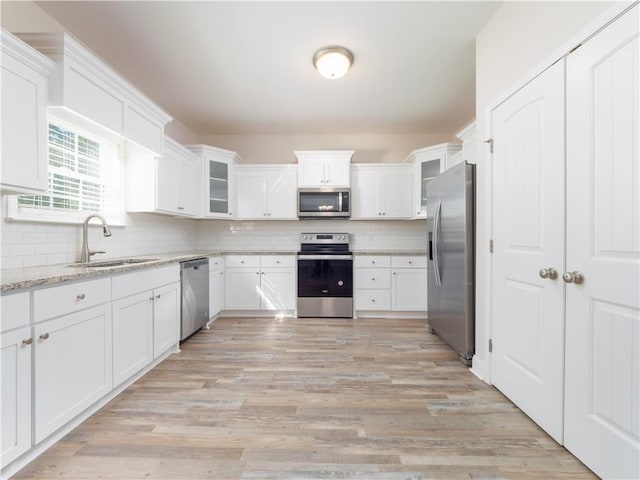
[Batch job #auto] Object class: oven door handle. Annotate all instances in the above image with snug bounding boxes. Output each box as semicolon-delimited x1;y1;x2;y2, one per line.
297;255;353;260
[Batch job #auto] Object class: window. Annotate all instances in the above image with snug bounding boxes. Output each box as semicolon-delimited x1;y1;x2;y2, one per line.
11;119;124;224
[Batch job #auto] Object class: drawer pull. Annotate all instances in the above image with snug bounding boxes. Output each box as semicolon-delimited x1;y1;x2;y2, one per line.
408;261;412;264
39;333;50;341
371;299;376;303
156;294;161;299
371;277;376;281
149;297;154;301
22;338;33;346
276;260;280;264
76;293;86;301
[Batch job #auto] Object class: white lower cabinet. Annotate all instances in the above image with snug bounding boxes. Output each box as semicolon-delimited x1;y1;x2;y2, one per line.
1;264;183;477
355;255;427;314
112;265;180;365
391;268;427;311
209;256;225;319
225;255;295;312
112;291;153;386
1;326;32;466
225;268;261;310
152;282;180;358
355;256;391;311
34;303;113;443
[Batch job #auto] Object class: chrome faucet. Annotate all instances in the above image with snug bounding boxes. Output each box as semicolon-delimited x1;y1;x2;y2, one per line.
80;214;112;263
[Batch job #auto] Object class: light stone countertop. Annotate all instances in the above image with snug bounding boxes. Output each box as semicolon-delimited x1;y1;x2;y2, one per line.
1;249;425;293
353;251;427;256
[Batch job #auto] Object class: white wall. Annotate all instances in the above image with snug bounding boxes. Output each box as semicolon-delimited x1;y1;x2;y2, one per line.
472;0;615;380
201;133;455;164
197;219;426;253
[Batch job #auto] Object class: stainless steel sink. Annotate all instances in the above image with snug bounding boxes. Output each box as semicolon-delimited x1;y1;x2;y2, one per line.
69;258;159;268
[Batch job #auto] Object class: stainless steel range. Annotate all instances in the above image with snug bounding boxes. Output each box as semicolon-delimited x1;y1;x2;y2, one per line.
297;233;353;318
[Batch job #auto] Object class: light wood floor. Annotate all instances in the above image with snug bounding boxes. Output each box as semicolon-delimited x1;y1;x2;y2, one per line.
15;317;596;479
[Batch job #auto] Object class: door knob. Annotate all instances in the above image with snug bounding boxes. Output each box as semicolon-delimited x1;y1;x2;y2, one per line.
563;271;585;284
539;267;558;280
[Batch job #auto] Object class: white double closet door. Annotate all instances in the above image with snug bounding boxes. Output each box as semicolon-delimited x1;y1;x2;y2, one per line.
491;5;639;479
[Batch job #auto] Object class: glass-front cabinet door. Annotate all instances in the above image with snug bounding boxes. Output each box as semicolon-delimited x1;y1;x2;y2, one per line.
188;145;238;218
208;159;229;215
408;142;462;219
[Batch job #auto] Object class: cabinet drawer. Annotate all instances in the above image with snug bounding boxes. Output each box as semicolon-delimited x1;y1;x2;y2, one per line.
112;264;180;300
355;289;390;311
1;292;30;332
354;255;391;268
391;256;427;268
34;277;111;323
355;268;391;289
209;255;224;270
225;255;260;268
261;255;295;268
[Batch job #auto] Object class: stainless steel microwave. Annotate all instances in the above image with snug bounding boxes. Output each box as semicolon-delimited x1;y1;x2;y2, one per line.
298;187;350;218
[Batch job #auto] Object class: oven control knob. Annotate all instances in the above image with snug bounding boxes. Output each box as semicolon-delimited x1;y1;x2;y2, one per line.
338;280;344;286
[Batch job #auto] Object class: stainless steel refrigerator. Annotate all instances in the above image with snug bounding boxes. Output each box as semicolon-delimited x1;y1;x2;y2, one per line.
426;162;475;365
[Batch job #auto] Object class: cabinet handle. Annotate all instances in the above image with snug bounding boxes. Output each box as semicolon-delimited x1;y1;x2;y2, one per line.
149;297;154;301
371;277;376;281
177;206;184;210
156;294;161;299
371;299;376;303
39;333;50;341
240;260;245;264
393;272;397;275
371;261;376;264
22;338;33;346
76;293;85;301
256;272;260;275
417;211;421;215
408;261;412;265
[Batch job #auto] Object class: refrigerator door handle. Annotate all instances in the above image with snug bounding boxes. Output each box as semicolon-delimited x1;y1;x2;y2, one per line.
433;200;442;287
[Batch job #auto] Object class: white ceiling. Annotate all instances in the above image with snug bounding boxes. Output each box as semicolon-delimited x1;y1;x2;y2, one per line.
34;1;501;136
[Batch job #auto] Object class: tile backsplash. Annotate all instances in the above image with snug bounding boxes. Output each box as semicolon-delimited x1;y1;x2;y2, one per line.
0;198;198;269
197;219;426;253
1;198;426;269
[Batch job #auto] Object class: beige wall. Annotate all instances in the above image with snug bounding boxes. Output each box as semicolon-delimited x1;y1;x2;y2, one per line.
472;0;617;380
200;133;456;164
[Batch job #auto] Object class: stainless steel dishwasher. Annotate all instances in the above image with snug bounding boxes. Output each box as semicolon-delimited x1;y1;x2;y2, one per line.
180;257;209;341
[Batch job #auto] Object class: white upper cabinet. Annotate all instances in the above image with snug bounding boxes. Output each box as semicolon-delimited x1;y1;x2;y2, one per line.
189;145;239;219
406;142;462;219
126;137;198;217
236;165;297;220
18;33;171;156
1;29;55;195
295;150;353;187
351;164;413;219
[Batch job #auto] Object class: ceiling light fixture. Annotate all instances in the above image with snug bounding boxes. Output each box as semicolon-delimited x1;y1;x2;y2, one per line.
313;46;353;80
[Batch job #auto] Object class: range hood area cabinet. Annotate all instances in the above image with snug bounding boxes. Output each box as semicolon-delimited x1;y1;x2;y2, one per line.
1;29;55;195
126;137;199;217
406;142;462;219
295;150;353;187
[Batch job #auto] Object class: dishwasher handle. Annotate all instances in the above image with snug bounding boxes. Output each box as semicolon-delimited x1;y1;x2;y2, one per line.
180;257;209;270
